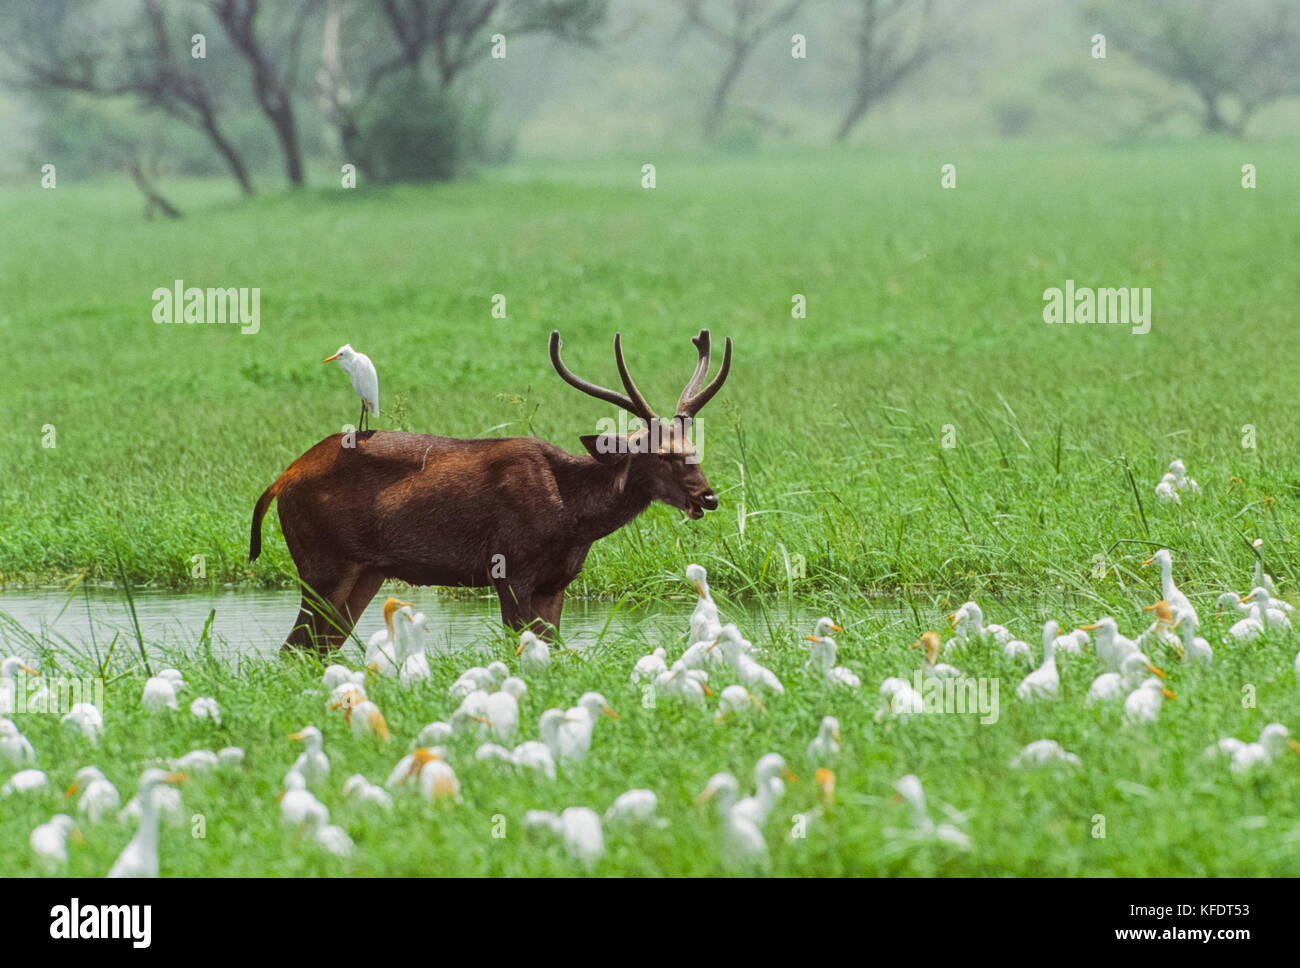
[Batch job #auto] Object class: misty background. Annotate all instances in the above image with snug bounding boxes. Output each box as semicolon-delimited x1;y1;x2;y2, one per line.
0;0;1298;204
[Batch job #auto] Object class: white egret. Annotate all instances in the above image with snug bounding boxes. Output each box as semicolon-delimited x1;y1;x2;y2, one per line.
808;716;841;760
515;631;551;676
695;772;768;869
714;684;765;722
66;766;121;824
287;725;330;786
323;343;379;431
912;631;962;679
686;563;721;641
365;597;410;676
0;717;36;765
141;674;181;712
807;621;860;688
342;774;393;811
1079;617;1136;673
108;769;186;878
1;768;49;797
0;656;39;714
189;697;221;724
31;814;79;870
876;676;923;719
631;647;668;685
279;771;329;829
1010;739;1081;768
1142;549;1197;629
891;774;970;850
1086;652;1164;706
713;624;784;696
605;789;664;827
482;677;527;742
524;807;605;869
1015;621;1061;702
1123;677;1176;725
655;662;712;706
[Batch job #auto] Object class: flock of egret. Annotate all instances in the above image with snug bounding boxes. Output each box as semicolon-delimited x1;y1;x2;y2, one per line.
4;513;1299;873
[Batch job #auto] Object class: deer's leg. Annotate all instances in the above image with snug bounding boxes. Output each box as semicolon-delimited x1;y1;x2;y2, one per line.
283;561;364;657
494;580;531;633
530;588;566;641
343;567;386;638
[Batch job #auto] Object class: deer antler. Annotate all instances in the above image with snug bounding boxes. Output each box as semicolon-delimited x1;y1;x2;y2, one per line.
549;331;658;422
675;332;732;418
675;329;713;417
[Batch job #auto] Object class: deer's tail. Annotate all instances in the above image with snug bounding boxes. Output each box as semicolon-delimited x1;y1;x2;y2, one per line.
249;477;285;562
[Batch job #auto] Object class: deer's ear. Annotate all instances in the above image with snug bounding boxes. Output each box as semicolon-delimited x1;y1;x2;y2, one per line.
579;434;627;464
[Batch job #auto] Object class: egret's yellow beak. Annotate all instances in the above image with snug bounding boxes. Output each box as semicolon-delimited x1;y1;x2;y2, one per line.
64;783;79;798
1079;623;1100;631
322;353;340;362
288;731;306;741
694;581;705;598
829;624;843;633
602;705;619;720
1162;688;1177;700
165;772;188;783
1147;664;1166;678
1141;557;1154;566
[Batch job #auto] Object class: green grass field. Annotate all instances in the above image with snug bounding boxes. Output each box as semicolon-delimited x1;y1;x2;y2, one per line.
4;142;1300;875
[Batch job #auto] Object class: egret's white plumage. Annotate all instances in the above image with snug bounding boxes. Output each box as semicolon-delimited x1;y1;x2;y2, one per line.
189;697;221;724
912;631;962;679
31;814;78;870
108;769;186;878
876;676;923;719
1010;739;1081;769
342;774;393;810
1086;652;1164;706
323;343;379;429
715;684;765;722
67;765;121;823
807;620;860;688
0;717;36;765
515;631;551;676
808;716;841;760
59;702;103;745
686;563;721;642
631;647;668;685
287;725;330;786
1123;677;1175;725
525;806;604;868
1015;621;1061;702
0;656;39;714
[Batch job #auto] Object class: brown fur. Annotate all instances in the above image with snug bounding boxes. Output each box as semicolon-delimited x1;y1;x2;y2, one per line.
251;429;719;654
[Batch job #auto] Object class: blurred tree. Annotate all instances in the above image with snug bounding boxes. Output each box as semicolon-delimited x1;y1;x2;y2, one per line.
2;0;256;195
1087;0;1300;137
205;0;322;187
673;0;806;139
835;0;937;142
316;0;608;180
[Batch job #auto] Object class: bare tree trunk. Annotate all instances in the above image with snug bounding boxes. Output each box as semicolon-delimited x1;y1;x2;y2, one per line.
126;160;183;219
211;0;311;186
705;44;749;135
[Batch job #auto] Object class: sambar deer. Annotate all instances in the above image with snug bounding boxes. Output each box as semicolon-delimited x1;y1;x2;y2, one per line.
250;329;732;654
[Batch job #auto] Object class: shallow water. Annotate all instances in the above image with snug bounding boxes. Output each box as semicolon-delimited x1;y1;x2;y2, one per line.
0;587;825;661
